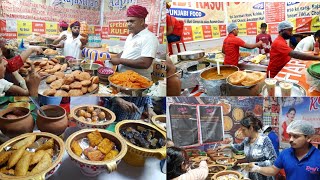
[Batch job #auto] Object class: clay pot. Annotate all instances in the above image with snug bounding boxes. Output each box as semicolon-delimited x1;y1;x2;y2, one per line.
36;105;68;135
0;107;34;138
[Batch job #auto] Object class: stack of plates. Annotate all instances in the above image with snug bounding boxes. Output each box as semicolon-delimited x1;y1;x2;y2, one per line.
307;63;320;79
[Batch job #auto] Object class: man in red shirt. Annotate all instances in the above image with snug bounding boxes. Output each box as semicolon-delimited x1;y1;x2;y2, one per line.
223;23;263;66
267;21;320;78
256;23;272;54
166;2;182;43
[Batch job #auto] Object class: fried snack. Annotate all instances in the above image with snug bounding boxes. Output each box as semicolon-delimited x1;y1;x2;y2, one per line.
36;138;54;151
98;112;106;120
228;71;247;85
88;84;98;93
39;61;47;67
0;151;13;166
70;81;82;89
12;135;36;150
51;58;59;64
55;90;69;96
78;109;86;117
85;112;91;118
39;72;49;77
60;63;68;72
45;149;53;157
87;130;103;147
71;70;81;76
46;75;57;84
48;61;55;66
7;102;30;109
71;140;83;157
103;149;119;161
8;145;27;169
47;64;61;73
78;116;86;122
61;85;70;91
92;116;99;122
75;72;91;81
50;79;64;90
15;151;32;176
0;167;14;175
43;49;58;55
109;70;153;88
64;74;75;85
68;89;83;96
97;138;114;155
54;71;65;79
87;106;94;113
81;80;91;86
87;150;105;161
81;86;88;94
91;76;99;84
30;152;51;175
30;150;45;165
241;72;265;86
43;89;57;96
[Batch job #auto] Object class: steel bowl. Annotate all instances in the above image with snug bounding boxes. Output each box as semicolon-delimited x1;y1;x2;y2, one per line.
67;59;83;70
177;50;205;60
181;62;212;89
81;63;103;76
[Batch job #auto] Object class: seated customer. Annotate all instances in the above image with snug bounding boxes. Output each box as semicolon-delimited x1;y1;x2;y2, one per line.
167;146;208;180
295;30;320;52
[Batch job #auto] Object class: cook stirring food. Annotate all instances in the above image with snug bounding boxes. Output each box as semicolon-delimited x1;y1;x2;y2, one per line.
110;5;159;80
217;113;277;180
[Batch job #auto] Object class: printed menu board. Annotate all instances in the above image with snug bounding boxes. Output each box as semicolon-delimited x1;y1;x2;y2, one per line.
265;2;285;23
198;105;224;144
169;104;199;147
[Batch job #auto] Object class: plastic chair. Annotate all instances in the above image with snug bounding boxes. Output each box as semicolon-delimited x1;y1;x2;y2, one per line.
168;20;186;55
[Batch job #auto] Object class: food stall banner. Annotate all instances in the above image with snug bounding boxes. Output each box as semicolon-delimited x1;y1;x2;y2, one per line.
227;2;265;23
197;105;224;144
0;0;101;25
280;97;320;148
169;104;200;147
103;0;165;43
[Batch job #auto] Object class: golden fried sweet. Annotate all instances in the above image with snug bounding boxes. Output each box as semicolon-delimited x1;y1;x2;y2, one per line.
81;80;91;86
60;63;68;72
61;85;70;91
81;86;88;94
109;70;153;88
71;140;83;157
0;151;12;166
54;71;65;79
45;149;53;157
70;81;82;89
46;75;57;84
103;149;119;161
0;167;14;175
91;76;99;84
87;130;103;147
54;90;69;97
97;138;114;155
228;71;247;85
68;89;83;96
30;152;51;175
30;150;45;165
88;83;98;93
64;74;75;85
87;106;94;113
8;145;27;169
87;150;104;161
98;112;106;120
50;79;64;90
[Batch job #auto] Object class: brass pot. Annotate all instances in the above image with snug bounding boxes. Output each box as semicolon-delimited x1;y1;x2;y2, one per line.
115;120;166;167
151;115;166;132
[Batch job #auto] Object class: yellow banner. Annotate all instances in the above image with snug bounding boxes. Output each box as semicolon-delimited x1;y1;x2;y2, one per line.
311;16;320;32
192;25;204;41
288;18;297;34
110;37;120;41
45;22;58;35
211;25;220;38
237;22;247;36
17;20;32;39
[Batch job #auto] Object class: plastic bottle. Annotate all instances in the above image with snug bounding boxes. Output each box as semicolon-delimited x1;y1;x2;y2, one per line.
314;39;319;56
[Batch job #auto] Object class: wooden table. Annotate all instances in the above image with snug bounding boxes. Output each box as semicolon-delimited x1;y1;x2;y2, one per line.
274;58;320;96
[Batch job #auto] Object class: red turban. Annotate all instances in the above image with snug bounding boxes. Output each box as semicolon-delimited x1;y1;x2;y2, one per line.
59;21;68;28
70;21;80;28
127;5;148;19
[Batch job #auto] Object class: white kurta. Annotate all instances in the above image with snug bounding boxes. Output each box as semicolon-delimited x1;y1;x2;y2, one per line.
119;28;159;79
294;35;315;52
63;34;82;59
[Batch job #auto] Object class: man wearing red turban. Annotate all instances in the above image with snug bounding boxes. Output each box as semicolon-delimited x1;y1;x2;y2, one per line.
52;21;87;59
110;5;159;79
52;20;69;45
